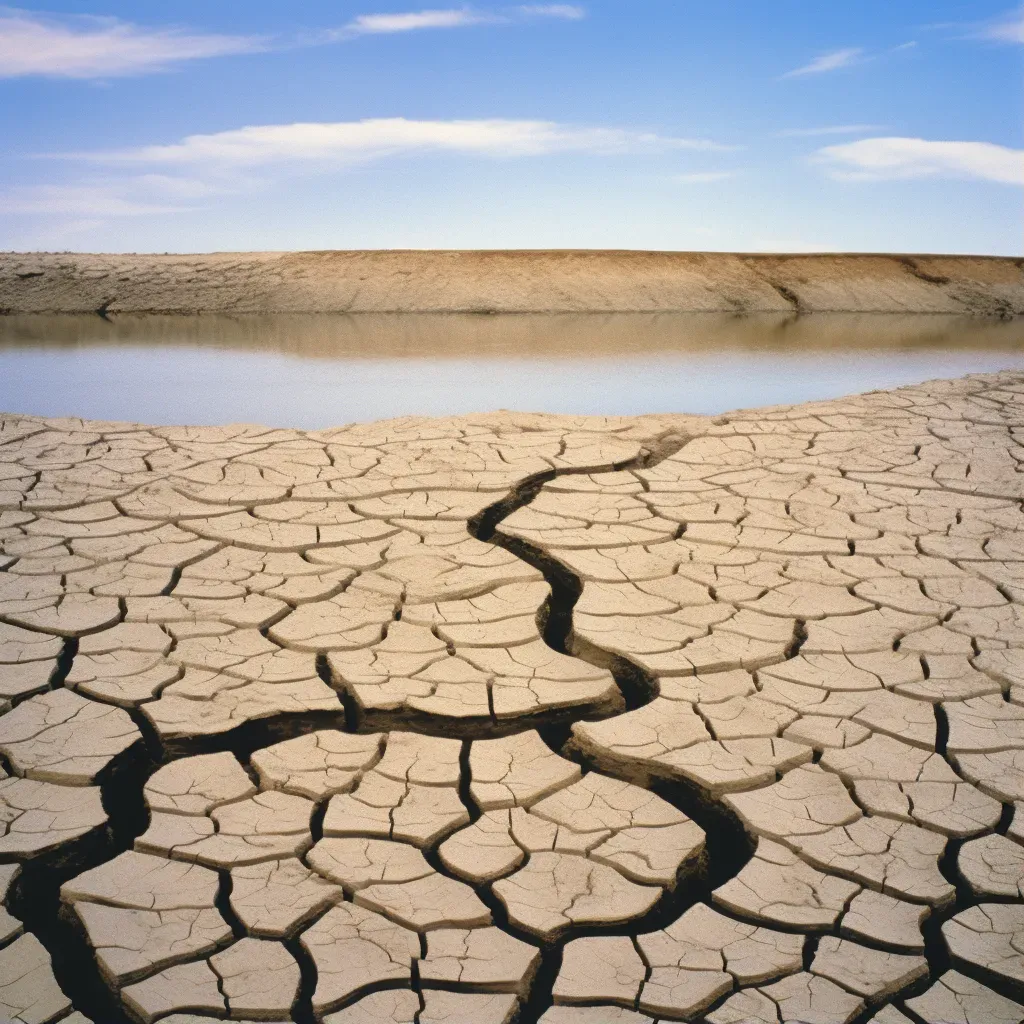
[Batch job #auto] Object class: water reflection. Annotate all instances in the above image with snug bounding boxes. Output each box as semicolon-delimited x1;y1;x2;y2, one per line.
2;312;1023;357
0;313;1021;428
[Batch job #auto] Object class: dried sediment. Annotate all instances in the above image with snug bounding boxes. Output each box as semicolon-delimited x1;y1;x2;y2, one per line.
1;372;1024;1020
2;250;1024;316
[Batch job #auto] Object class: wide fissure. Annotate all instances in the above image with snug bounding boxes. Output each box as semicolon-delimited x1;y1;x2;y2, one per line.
4;420;1023;1022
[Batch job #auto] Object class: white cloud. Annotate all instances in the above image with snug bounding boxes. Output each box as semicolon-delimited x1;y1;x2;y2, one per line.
336;8;496;37
329;5;585;38
780;47;864;79
0;171;240;217
0;9;263;79
816;137;1024;185
978;7;1024;42
15;118;734;221
0;6;589;79
517;5;585;18
0;183;188;216
777;124;886;138
670;171;738;184
75;118;733;168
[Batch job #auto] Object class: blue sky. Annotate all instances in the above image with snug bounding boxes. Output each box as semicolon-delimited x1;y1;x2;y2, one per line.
0;2;1020;254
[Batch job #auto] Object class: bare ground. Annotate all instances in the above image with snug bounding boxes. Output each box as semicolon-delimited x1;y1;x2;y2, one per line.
2;250;1023;315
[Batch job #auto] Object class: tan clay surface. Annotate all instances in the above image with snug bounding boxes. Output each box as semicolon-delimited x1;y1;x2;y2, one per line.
0;370;1022;1020
2;250;1024;315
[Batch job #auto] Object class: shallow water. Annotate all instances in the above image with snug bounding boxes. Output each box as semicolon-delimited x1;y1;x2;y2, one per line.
1;312;1022;427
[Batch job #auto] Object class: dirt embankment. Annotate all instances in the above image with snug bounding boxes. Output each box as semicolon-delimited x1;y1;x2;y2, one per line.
1;250;1022;316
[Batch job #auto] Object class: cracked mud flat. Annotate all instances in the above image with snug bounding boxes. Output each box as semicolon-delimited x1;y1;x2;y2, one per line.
1;371;1024;1022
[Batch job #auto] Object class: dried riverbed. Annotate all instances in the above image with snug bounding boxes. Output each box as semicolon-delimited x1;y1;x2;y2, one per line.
1;373;1024;1022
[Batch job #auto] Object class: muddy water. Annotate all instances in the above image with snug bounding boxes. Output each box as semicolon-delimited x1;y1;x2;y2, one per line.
0;312;1022;426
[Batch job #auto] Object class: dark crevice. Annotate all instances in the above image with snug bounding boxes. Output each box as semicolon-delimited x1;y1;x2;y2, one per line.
471;470;557;542
16;420;1024;1020
6;742;159;1024
159;567;181;598
516;945;563;1024
96;741;156;854
309;800;327;845
767;281;802;312
997;802;1015;835
460;434;771;1022
786;619;808;661
358;700;616;740
317;653;358;733
216;871;247;939
457;739;475;819
119;704;166;764
897;256;951;287
284;933;319;1024
934;703;949;758
473;524;655;713
569;634;656;712
49;637;78;690
161;708;349;761
536;722;573;755
801;933;819;972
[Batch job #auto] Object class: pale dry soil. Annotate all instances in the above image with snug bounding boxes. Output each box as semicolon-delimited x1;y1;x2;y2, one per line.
0;372;1023;1022
3;251;1023;316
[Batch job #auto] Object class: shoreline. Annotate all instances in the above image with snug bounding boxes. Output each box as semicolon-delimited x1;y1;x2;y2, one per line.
2;250;1022;316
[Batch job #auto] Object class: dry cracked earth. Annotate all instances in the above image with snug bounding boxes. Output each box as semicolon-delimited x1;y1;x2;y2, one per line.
1;372;1024;1023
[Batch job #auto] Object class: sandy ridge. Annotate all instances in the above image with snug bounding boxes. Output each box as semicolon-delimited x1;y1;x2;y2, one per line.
2;250;1022;316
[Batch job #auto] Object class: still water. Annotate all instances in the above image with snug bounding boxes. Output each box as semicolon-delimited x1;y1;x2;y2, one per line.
1;313;1022;428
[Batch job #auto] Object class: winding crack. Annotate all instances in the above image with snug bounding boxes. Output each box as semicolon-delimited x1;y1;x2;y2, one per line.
8;416;1024;1022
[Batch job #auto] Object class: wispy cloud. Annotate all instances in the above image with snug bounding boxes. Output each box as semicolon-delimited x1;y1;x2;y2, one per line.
0;183;189;216
920;8;1023;44
0;9;263;79
779;40;918;82
815;137;1024;185
777;124;886;138
72;118;733;168
0;6;588;80
780;47;864;79
670;171;739;184
333;8;497;38
0;171;241;218
517;4;585;18
975;6;1024;43
10;117;732;219
321;5;585;41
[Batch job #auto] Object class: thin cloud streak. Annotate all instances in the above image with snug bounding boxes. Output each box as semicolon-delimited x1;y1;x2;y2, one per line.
317;5;586;42
71;118;735;168
333;8;497;37
0;170;251;217
0;183;189;216
780;47;864;79
975;6;1024;43
0;9;263;79
0;6;588;79
919;8;1023;44
816;137;1024;185
517;5;586;18
14;117;733;220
